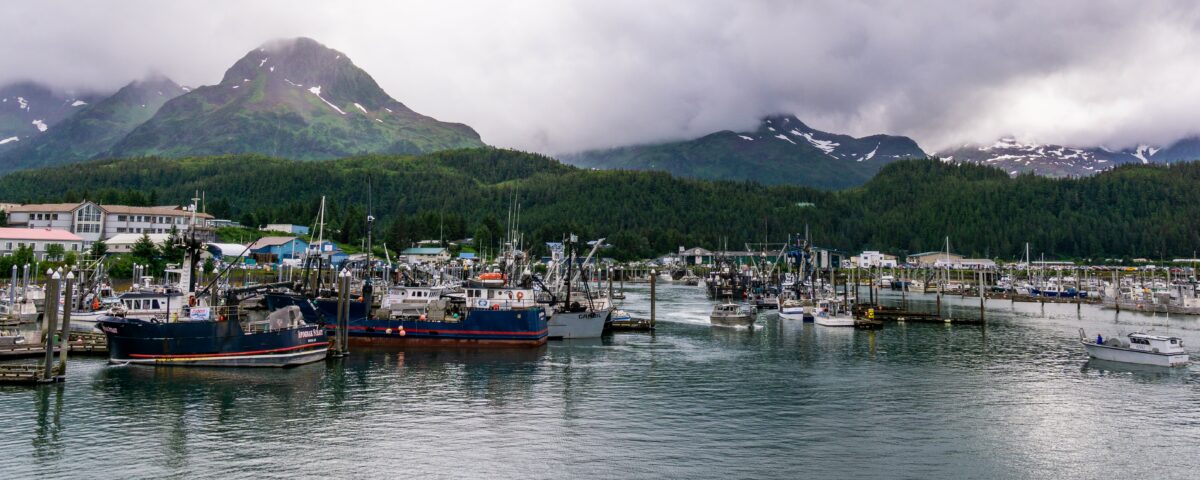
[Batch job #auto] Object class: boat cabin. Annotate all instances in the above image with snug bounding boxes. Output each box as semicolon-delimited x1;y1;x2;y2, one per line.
1128;333;1186;354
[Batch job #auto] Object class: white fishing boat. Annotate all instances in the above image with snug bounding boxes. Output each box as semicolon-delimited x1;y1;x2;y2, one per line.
710;303;755;328
548;306;609;339
1080;329;1188;367
813;299;854;327
0;300;38;323
777;299;807;321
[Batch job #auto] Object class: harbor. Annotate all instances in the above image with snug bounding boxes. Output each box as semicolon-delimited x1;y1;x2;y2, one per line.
2;282;1199;478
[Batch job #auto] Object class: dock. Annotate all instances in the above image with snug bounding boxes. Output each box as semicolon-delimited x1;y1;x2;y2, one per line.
854;304;985;325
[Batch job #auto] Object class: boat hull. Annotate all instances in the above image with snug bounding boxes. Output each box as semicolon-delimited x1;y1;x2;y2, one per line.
1082;342;1188;367
317;299;548;348
710;314;755;327
98;317;329;368
549;309;608;339
778;308;806;321
815;316;855;327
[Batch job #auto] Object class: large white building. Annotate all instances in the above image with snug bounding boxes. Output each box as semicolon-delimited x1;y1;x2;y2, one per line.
852;251;898;268
1;201;213;245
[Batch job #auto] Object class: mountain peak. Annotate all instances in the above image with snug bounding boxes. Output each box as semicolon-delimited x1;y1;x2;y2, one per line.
220;37;392;108
760;114;812;132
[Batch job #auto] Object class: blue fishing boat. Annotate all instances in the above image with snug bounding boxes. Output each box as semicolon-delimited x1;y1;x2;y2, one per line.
313;292;548;348
98;306;328;367
97;233;329;368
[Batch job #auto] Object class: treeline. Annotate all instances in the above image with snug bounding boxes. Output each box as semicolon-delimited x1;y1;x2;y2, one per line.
0;148;1197;261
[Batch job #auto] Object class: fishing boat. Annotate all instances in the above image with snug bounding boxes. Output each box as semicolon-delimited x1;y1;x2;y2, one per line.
813;299;854;327
316;285;548;347
778;299;807;321
97;231;328;367
99;305;329;367
1079;329;1188;367
0;299;37;323
709;303;756;328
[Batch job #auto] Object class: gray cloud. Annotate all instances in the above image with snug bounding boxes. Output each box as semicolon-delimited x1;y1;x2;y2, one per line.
4;0;1200;153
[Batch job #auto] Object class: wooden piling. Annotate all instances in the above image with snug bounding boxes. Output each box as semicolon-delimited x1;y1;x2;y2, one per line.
41;271;60;382
649;270;657;329
57;272;74;376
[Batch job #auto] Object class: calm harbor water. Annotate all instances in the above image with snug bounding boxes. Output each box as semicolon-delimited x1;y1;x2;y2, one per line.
3;283;1200;479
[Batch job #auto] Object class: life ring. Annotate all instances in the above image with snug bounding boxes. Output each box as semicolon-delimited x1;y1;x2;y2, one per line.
477;299;488;308
92;298;100;310
491;303;500;310
188;296;196;307
516;291;524;300
507;291;513;299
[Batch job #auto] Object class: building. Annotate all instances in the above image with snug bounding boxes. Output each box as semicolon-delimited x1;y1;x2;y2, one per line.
933;258;997;269
401;247;450;263
852;251;898;268
2;200;214;245
250;236;308;264
0;227;85;260
261;224;311;235
679;247;714;266
105;233;171;253
907;251;965;266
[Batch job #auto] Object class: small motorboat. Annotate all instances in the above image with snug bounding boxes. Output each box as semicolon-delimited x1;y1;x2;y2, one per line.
813;299;854;327
710;303;756;328
778;299;806;321
610;309;632;323
1080;329;1188;367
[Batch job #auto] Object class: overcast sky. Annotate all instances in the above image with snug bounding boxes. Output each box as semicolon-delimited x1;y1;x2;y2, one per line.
5;0;1200;153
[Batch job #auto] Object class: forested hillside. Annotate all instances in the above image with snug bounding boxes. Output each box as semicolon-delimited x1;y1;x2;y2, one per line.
1;149;1196;261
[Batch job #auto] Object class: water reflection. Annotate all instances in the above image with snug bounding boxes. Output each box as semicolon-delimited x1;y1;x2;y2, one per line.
33;384;64;463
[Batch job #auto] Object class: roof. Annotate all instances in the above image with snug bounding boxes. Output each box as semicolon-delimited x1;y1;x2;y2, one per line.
102;204;213;219
402;247;448;255
251;236;303;248
909;251;963;257
1;202;213;218
680;247;713;256
4;202;85;213
206;243;251;257
105;233;171;245
458;252;477;259
0;227;83;242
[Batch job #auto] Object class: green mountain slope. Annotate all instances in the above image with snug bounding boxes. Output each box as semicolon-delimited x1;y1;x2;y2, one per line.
0;75;185;173
560;114;926;189
106;37;483;159
1;150;1197;260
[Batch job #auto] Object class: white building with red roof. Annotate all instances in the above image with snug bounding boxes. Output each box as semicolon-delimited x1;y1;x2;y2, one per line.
0;227;85;260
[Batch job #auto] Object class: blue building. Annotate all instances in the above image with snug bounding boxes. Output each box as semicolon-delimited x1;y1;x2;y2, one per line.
250;236;309;264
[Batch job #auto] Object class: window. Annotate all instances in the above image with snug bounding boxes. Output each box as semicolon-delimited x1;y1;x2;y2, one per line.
118;215;126;221
4;242;10;250
52;214;59;220
152;300;160;309
72;244;78;251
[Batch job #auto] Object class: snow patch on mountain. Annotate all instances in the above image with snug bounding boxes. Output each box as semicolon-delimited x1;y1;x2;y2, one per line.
71;100;87;107
859;143;879;162
0;136;19;145
308;86;346;115
738;135;754;141
354;102;368;114
774;134;796;145
31;119;46;132
792;130;838;155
